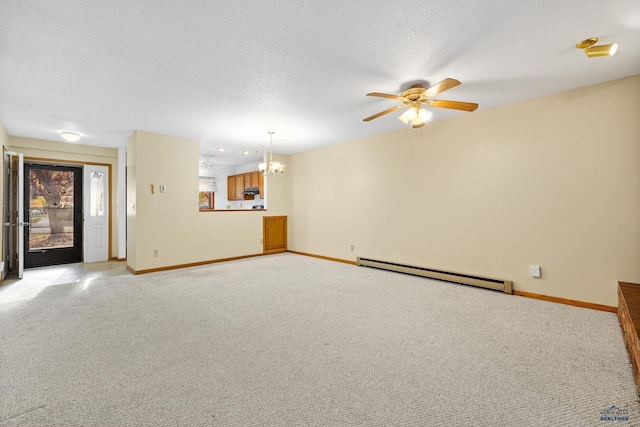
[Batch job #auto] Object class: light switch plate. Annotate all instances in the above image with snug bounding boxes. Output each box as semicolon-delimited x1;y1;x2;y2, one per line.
530;265;541;278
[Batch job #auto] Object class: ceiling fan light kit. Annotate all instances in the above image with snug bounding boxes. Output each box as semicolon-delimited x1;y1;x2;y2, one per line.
363;78;478;128
576;37;618;57
200;155;214;169
418;108;431;122
398;108;431;125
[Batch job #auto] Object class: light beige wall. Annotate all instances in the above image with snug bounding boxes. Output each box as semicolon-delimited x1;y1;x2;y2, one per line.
288;74;640;307
9;137;120;258
127;130;290;272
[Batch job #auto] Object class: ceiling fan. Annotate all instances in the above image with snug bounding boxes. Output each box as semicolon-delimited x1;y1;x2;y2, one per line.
363;78;478;128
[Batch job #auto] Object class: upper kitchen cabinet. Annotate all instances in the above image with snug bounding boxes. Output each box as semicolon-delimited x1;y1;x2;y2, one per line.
235;174;245;200
227;175;236;201
227;174;247;201
259;173;264;199
243;171;260;190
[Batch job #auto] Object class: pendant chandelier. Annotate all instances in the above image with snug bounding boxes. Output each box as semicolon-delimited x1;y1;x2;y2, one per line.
258;131;285;176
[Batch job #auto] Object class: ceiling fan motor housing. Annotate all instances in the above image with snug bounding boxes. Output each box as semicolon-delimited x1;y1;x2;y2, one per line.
401;85;428;105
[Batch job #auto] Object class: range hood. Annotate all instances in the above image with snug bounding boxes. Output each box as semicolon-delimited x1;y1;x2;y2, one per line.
243;187;260;195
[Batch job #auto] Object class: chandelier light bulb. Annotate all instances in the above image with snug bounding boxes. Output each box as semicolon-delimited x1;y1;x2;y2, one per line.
406;107;418;121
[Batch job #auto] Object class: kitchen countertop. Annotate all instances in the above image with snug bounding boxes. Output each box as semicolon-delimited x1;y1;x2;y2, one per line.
204;209;267;212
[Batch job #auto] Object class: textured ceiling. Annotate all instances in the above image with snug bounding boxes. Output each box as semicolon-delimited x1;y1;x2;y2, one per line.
1;0;639;166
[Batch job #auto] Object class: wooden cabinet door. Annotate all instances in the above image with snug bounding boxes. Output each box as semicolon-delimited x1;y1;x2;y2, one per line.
251;171;259;188
235;174;245;200
227;175;236;201
259;173;264;199
263;216;287;254
243;173;252;190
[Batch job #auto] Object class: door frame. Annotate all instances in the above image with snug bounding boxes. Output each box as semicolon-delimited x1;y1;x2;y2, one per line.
17;153;24;277
3;151;25;278
24;157;113;262
2;147;11;280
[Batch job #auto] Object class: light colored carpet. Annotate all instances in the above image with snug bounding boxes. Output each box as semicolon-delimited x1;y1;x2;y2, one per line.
0;253;637;426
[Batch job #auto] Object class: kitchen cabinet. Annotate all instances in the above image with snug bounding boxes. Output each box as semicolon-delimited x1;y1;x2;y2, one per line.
227;174;246;201
235;174;245;200
243;171;260;190
227;172;263;201
251;171;260;189
227;175;235;201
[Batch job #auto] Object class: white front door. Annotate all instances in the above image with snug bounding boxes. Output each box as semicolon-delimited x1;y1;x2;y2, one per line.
83;165;109;263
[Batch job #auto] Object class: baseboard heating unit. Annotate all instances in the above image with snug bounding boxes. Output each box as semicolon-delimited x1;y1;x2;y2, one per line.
356;257;513;294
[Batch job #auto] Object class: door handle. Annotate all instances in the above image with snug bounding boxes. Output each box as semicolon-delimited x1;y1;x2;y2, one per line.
19;222;30;227
4;222;11;227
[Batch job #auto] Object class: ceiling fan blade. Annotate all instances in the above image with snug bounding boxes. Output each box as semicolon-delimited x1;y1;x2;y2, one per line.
366;92;402;101
412;122;425;129
363;105;402;122
428;99;478;112
423;78;461;99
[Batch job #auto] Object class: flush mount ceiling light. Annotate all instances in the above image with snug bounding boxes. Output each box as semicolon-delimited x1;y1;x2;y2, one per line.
61;131;81;142
576;37;618;57
217;147;228;152
242;150;250;155
258;131;285;176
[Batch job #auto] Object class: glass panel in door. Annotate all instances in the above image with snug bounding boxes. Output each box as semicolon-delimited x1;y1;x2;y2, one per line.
29;169;75;250
24;164;82;268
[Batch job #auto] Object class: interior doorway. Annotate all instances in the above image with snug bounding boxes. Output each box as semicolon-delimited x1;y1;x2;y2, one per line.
24;163;83;268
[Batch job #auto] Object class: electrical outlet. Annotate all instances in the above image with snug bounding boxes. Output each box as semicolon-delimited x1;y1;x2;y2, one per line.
154;250;159;257
350;244;355;251
530;265;541;278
